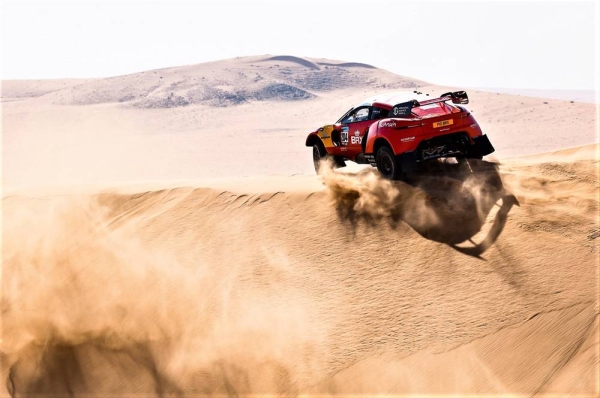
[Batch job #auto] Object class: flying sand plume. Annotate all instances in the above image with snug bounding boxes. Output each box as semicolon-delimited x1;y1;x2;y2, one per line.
320;159;519;256
2;198;319;396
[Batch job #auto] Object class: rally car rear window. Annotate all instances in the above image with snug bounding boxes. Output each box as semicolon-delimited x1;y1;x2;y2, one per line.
370;107;389;120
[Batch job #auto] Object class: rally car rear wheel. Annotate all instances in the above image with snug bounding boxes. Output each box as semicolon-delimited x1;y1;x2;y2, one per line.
376;146;402;180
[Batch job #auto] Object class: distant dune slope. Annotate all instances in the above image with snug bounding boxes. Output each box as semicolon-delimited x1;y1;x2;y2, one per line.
264;55;322;70
2;55;598;188
2;145;598;396
473;87;598;104
1;55;418;108
0;78;92;100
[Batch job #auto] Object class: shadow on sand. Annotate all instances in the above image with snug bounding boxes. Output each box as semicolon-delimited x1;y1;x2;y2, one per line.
329;159;519;258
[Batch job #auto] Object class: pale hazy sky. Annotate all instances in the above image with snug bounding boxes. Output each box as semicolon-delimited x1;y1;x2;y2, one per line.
1;0;598;89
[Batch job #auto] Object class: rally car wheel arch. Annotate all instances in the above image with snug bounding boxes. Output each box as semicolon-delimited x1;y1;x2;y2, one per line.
376;146;403;180
361;130;369;152
331;130;341;147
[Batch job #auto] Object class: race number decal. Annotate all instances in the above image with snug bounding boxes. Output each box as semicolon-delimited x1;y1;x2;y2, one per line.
341;127;349;145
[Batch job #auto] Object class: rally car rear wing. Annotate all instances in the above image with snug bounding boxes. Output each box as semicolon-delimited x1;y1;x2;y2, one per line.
388;91;469;117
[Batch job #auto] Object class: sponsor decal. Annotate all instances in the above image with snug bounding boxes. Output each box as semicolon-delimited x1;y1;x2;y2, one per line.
380;121;397;128
392;106;410;116
351;136;362;145
401;136;415;142
433;119;453;128
319;126;331;138
470;123;478;128
390;100;417;117
354;130;360;137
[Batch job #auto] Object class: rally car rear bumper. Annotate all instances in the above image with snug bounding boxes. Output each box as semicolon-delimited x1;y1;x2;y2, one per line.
364;134;495;173
400;133;495;173
469;134;495;158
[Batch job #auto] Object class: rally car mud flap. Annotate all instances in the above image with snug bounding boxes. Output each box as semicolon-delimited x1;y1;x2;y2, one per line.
394;133;494;174
469;134;495;158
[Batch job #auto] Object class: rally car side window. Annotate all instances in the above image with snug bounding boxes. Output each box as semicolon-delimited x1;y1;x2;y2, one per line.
341;106;370;124
336;108;354;124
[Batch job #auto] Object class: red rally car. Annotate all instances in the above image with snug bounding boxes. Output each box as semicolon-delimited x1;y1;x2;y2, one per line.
305;90;495;179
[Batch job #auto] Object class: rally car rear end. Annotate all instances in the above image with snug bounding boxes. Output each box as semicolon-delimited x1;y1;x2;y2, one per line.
363;91;495;179
411;95;493;160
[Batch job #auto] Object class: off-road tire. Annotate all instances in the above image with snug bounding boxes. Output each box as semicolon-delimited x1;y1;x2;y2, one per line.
313;143;345;174
376;146;402;180
312;144;326;174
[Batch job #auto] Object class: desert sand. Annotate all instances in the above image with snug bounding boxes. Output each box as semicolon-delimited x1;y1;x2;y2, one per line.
1;55;598;396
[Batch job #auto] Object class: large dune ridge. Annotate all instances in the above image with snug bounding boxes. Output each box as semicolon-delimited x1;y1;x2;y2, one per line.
1;55;599;396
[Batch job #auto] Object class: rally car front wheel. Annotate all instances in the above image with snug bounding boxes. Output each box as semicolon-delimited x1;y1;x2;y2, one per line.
376;146;402;180
313;144;326;174
313;144;346;174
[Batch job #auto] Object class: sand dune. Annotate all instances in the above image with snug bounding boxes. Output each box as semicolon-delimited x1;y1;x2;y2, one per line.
473;88;598;104
0;78;93;101
2;144;598;396
1;56;599;396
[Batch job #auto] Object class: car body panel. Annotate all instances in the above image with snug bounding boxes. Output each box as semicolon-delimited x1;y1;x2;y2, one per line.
368;110;483;155
317;125;336;148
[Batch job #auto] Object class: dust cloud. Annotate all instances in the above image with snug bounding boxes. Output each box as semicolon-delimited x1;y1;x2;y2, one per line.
322;159;519;254
2;197;321;396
